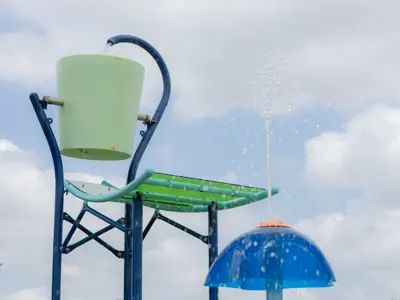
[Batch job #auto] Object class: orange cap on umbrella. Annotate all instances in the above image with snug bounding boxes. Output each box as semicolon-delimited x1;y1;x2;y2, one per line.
256;220;290;228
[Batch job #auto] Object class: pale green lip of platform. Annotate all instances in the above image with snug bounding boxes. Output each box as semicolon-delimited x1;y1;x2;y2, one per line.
65;169;279;213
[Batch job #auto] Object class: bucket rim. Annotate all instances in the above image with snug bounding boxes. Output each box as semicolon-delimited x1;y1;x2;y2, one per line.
57;53;144;68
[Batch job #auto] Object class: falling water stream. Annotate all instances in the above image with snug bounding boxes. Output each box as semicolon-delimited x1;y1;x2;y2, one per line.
253;50;288;222
264;110;273;219
253;66;279;220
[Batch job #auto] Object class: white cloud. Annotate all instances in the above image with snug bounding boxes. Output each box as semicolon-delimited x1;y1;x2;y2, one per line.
5;287;49;300
300;104;400;298
62;263;81;280
304;104;400;207
1;1;400;121
294;199;400;299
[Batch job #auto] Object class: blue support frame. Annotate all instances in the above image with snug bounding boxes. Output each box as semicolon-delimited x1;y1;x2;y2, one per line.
106;35;172;300
30;34;220;300
30;93;65;300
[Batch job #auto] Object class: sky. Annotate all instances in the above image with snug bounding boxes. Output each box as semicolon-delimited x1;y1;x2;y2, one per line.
1;0;400;299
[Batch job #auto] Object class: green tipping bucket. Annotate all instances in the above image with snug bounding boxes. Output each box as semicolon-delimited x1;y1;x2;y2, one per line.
57;54;145;160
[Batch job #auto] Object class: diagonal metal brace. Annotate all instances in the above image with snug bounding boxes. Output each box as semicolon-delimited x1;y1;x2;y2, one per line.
62;207;86;249
143;210;159;240
84;204;128;233
157;212;208;244
63;213;123;258
67;218;124;255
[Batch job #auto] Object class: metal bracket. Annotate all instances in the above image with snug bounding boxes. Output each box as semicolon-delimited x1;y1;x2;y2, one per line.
137;113;154;124
43;96;64;106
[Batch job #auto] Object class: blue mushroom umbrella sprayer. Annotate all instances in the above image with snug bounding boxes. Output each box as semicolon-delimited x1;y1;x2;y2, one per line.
205;220;336;299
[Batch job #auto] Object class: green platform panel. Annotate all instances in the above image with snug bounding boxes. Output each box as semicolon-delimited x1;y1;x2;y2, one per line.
66;172;279;213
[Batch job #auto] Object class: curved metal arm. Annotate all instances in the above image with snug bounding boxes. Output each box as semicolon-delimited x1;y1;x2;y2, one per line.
64;169;154;203
106;35;171;182
107;35;171;300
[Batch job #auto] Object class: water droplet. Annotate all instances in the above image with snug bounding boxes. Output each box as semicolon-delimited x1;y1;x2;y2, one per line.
253;241;258;247
270;252;276;258
103;43;111;53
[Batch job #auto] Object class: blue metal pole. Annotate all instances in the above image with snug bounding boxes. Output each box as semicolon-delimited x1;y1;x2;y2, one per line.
132;194;143;300
208;202;219;300
124;204;133;300
266;233;284;300
106;35;171;300
30;93;65;300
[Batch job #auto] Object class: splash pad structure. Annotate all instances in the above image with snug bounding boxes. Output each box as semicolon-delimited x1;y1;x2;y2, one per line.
29;34;334;300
